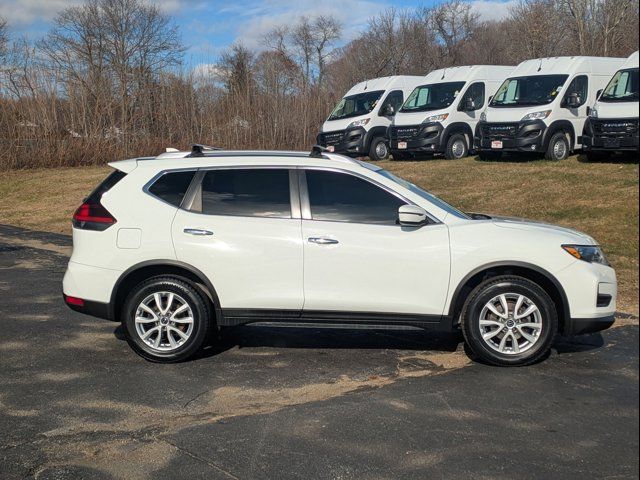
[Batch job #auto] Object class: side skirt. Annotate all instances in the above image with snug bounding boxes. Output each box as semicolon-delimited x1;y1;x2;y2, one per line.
220;309;454;331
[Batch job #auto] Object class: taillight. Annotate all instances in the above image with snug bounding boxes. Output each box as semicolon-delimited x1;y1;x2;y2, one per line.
72;201;116;231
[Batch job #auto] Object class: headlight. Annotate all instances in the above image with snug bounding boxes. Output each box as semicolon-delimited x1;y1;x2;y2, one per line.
589;108;598;118
562;245;608;265
521;110;552;121
422;113;449;124
347;118;370;129
480;112;487;122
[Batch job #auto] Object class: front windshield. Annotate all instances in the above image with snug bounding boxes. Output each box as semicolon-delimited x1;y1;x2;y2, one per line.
400;82;466;112
600;68;639;102
328;90;384;120
355;160;470;219
490;75;568;107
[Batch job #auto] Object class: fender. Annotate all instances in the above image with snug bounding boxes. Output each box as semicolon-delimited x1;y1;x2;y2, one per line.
109;259;223;322
364;125;391;151
440;122;474;151
542;120;576;150
447;260;571;330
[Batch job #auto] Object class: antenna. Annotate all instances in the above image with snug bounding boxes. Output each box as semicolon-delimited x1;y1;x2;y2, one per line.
441;68;447;80
537;58;543;72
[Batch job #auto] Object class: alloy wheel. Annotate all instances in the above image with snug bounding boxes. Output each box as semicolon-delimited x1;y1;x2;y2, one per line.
134;291;195;351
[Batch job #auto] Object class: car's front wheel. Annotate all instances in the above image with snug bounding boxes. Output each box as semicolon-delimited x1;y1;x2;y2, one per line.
461;276;557;366
122;276;212;362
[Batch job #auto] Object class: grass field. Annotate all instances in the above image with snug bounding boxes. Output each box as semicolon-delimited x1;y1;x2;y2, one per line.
1;155;638;315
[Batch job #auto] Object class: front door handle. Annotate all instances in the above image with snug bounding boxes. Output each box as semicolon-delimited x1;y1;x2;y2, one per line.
184;228;214;236
308;237;339;245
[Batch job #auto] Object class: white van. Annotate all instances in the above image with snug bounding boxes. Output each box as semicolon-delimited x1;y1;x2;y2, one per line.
475;56;625;161
317;76;423;160
582;51;639;161
388;65;514;160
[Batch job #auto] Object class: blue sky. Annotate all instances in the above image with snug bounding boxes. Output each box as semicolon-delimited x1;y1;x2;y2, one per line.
0;0;515;65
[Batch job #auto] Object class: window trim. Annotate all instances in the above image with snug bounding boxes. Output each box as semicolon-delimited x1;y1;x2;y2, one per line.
298;166;439;226
143;168;200;210
181;166;300;220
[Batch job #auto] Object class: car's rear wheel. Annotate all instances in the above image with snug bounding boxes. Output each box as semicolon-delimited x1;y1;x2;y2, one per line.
461;276;557;366
122;276;211;362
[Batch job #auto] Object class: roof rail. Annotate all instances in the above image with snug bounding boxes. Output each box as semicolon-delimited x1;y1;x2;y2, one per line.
189;144;223;157
310;144;330;158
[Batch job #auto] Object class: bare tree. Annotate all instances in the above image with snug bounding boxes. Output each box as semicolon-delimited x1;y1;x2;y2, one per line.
506;0;565;60
424;0;480;66
0;16;7;56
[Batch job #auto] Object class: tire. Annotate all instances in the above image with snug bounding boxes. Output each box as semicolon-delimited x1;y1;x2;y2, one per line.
368;137;390;161
477;150;502;161
545;132;570;160
445;133;469;160
122;276;212;363
461;275;558;366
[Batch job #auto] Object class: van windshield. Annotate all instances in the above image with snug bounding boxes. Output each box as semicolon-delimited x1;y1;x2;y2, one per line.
599;68;639;102
400;82;466;112
490;75;569;107
328;90;385;120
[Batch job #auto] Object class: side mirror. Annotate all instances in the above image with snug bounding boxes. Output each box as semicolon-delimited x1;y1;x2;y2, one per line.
461;98;475;111
381;104;395;117
596;89;603;99
566;92;581;108
398;205;428;226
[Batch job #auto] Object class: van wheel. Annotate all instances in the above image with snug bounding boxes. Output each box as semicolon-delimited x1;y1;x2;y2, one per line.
545;132;570;160
122;276;212;363
461;276;557;366
369;137;389;161
445;134;468;159
477;150;502;161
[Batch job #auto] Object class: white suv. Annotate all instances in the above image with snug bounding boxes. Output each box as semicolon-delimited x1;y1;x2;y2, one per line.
63;146;617;365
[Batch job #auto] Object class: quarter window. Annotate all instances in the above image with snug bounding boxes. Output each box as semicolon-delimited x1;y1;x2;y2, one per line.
306;170;405;225
148;171;196;207
200;169;291;218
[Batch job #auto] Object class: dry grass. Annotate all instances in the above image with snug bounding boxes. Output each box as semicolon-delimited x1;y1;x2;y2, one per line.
0;155;637;314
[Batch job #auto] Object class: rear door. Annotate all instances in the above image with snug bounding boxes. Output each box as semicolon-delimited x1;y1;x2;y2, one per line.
171;167;304;312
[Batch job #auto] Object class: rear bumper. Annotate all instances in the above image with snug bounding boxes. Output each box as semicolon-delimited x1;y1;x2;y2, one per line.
63;294;111;320
582;117;639;152
389;122;444;155
564;314;615;336
63;260;121;321
317;127;367;156
475;120;546;153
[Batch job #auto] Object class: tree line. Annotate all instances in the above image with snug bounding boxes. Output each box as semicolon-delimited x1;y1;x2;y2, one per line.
0;0;637;169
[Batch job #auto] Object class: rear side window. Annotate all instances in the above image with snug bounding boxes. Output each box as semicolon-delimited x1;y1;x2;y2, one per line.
86;170;127;202
200;169;291;218
306;170;405;225
148;171;196;207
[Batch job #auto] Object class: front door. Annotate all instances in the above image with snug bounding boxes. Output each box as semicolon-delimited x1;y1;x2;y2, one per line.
171;167;303;312
300;168;450;318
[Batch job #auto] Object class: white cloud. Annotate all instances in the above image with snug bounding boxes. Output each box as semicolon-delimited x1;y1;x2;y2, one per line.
0;0;83;24
469;0;516;22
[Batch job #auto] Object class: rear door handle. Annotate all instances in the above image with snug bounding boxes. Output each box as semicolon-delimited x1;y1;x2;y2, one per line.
308;237;339;245
184;228;214;236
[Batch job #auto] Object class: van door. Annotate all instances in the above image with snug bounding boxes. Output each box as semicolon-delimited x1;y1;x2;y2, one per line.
561;75;589;148
457;82;486;130
171;168;304;313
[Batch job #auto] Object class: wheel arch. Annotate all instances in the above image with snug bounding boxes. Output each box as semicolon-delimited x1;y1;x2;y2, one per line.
441;122;474;150
109;260;222;324
543;120;576;151
364;125;391;151
448;261;570;334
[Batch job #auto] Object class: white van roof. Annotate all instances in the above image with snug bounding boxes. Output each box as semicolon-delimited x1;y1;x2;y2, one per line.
417;65;514;85
345;76;423;96
510;56;625;76
622;51;639;69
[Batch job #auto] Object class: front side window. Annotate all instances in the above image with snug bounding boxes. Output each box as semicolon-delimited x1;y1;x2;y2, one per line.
328;90;385;121
600;68;639;102
148;170;196;207
490;75;569;107
401;82;466;112
200;169;291;218
460;82;485;111
562;75;588;107
306;170;405;225
379;90;404;116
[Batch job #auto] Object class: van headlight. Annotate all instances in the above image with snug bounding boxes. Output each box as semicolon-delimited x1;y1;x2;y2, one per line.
422;113;449;124
347;118;370;129
589;108;598;118
562;245;608;265
521;110;552;121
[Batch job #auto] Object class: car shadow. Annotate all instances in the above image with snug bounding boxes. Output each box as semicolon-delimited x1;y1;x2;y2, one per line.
576;153;639;164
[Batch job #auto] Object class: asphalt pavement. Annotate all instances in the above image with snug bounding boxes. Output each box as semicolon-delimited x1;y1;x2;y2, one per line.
0;224;638;480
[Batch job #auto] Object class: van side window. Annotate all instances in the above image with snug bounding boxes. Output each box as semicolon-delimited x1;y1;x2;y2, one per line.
305;170;406;225
460;82;485;110
379;90;404;116
563;75;588;107
200;169;291;218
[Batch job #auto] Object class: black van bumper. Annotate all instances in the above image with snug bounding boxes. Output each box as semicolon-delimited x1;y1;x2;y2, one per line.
582;117;639;152
475;120;547;153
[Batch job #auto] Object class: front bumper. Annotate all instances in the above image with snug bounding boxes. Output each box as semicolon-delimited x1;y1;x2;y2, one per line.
582;117;639;152
388;123;444;155
475;120;546;153
564;314;615;336
317;127;367;157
